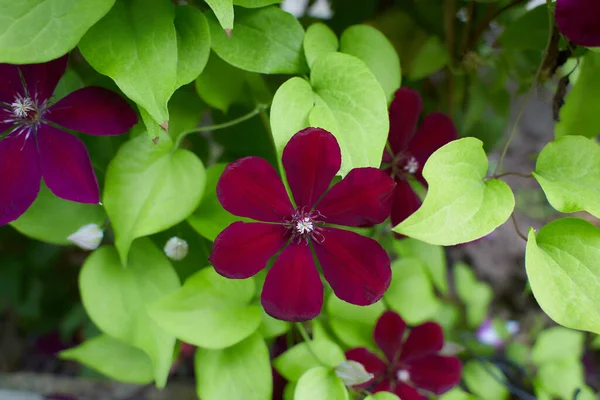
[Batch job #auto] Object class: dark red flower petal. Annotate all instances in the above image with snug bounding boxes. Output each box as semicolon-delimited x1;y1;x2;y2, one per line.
282;127;341;210
0;64;25;103
390;179;422;229
345;348;387;379
388;88;423;154
0;134;41;225
46;87;138;136
408;113;456;177
317;168;395;227
261;243;323;321
314;228;391;306
20;55;68;102
210;221;288;279
555;0;600;47
216;157;295;223
37;125;98;204
400;322;444;363
408;355;462;394
372;380;426;400
374;311;406;364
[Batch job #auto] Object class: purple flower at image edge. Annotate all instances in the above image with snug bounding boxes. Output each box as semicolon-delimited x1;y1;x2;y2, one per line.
0;55;138;226
383;88;457;235
210;128;396;322
555;0;600;47
346;311;462;399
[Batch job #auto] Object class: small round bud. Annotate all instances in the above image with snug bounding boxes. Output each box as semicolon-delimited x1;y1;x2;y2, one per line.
164;237;189;261
67;223;104;250
334;360;374;387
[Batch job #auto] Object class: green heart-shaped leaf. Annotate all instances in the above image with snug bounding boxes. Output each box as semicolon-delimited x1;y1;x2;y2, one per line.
533;135;600;218
295;367;348;400
149;267;261;349
79;238;180;387
393;137;515;245
526;218;600;335
303;23;338;69
205;0;234;30
273;340;345;382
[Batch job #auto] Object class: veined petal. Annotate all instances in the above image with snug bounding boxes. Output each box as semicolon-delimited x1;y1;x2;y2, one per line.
217;157;295;222
0;64;25;103
388;88;423;154
400;322;444;363
211;221;288;279
345;348;386;380
46;87;138;136
261;243;323;321
20;55;68;102
390;179;422;229
408;355;462;395
282;127;341;210
314;228;391;306
556;0;600;47
374;311;406;364
37;125;99;204
317;168;395;227
0;133;41;225
408;113;456;171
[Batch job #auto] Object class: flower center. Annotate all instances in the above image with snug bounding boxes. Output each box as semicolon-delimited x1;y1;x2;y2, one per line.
2;93;46;137
396;369;410;383
403;156;419;174
391;152;420;179
283;209;326;244
11;95;35;119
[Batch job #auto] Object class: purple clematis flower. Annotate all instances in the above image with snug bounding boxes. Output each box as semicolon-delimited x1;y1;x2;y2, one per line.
346;311;462;399
210;127;396;322
382;88;457;231
0;55;138;226
555;0;600;47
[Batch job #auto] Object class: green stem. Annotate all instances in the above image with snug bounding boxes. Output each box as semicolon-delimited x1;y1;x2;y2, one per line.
493;0;554;177
174;105;267;149
295;322;327;366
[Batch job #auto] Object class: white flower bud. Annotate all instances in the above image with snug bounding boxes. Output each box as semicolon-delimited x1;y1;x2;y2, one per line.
67;223;104;250
335;360;374;387
164;237;189;261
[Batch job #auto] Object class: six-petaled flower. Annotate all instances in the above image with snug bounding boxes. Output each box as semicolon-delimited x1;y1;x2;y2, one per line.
555;0;600;47
0;55;138;226
383;88;457;232
346;310;462;399
210;127;396;322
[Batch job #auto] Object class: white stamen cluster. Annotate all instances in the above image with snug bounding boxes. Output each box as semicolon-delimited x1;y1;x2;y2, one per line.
10;94;35;118
295;217;314;234
397;369;410;382
403;156;419;174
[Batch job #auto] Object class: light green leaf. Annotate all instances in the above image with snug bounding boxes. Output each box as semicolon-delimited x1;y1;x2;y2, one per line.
205;0;234;30
195;333;272;400
60;334;153;384
533;136;600;218
11;185;105;245
104;132;205;263
295;367;349;400
259;310;290;339
537;359;588;400
207;6;308;74
273;340;345;382
392;238;448;294
365;393;400;400
79;239;180;387
304;23;339;69
79;0;210;128
187;163;240;241
195;52;247;113
532;327;584;365
408;36;448;80
439;388;477;400
233;0;282;7
0;0;115;63
393;138;515;245
463;361;509;400
326;295;384;349
149;267;261;349
556;52;600;138
310;52;389;175
526;218;600;335
384;258;441;324
340;25;401;101
454;262;493;328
